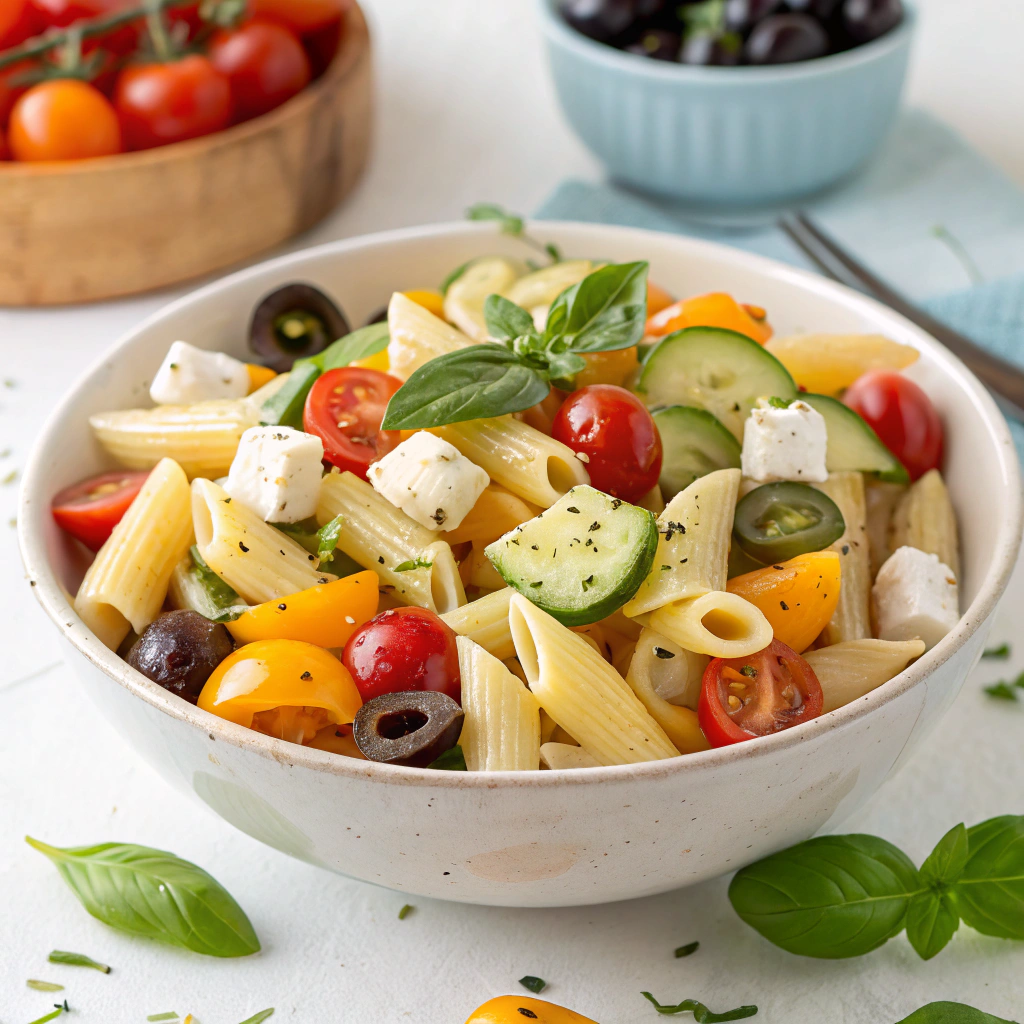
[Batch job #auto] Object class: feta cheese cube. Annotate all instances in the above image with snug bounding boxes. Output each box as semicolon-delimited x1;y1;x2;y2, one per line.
872;545;959;650
741;397;829;483
368;431;489;532
225;426;325;523
150;341;250;406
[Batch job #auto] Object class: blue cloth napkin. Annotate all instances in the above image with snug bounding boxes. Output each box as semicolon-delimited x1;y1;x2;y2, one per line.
535;110;1024;454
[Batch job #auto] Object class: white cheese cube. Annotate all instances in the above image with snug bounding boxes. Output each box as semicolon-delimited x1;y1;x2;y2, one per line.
368;431;489;532
225;426;325;524
872;546;959;650
741;397;829;483
150;341;250;406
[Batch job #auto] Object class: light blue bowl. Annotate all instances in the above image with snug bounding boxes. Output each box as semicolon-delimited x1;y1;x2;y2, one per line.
538;0;916;206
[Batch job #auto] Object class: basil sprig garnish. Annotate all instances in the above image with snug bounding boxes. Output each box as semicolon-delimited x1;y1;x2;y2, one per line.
895;1003;1019;1024
27;837;260;958
728;814;1024;961
640;992;757;1020
382;261;649;430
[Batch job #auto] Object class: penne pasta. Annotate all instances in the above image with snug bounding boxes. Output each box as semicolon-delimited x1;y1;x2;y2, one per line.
865;480;907;578
457;636;541;771
764;333;919;394
460;541;508;591
437;416;589;509
624;468;740;618
316;470;465;613
387;290;475;380
889;469;960;580
508;594;679;765
504;260;595;311
193;478;335;605
443;257;525;340
75;458;193;649
540;742;601;770
441;484;540;547
804;638;926;712
90;399;259;479
650;591;773;659
441;587;515;660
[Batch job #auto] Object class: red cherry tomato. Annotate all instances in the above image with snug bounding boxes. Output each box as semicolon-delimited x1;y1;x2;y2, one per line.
30;0;138;53
209;18;312;123
1;0;41;49
843;370;943;482
0;128;7;160
698;639;823;747
51;470;149;551
9;80;122;161
114;55;232;151
342;606;461;704
303;367;402;479
250;0;349;34
551;384;663;503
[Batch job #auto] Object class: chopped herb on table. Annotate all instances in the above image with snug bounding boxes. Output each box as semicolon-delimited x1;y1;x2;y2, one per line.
27;980;64;992
398;904;414;920
147;1014;179;1022
982;643;1011;659
519;976;547;994
674;941;700;958
237;1010;275;1024
641;992;757;1020
982;671;1024;701
48;949;111;973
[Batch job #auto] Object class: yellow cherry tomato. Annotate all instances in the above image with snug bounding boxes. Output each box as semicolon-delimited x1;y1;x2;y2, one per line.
645;292;773;345
466;996;601;1024
403;288;446;319
307;723;366;758
573;347;640;389
727;551;841;653
226;571;379;648
198;640;362;744
646;280;675;318
352;347;390;371
246;363;278;393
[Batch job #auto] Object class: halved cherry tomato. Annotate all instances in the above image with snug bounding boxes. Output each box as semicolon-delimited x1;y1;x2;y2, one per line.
551;384;662;503
303;366;402;478
209;18;312;123
9;80;122;161
250;0;349;34
114;54;232;151
698;639;823;747
645;292;773;345
51;470;149;551
843;370;943;482
466;996;599;1024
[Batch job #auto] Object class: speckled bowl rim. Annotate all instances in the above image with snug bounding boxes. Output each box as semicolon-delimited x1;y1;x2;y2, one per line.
537;0;916;85
19;219;1022;791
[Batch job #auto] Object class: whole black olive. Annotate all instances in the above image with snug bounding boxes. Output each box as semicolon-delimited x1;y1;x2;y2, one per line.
785;0;841;19
680;31;741;66
724;0;782;32
353;691;464;768
559;0;636;43
127;610;234;705
743;13;829;63
625;28;681;60
249;283;351;373
841;0;902;43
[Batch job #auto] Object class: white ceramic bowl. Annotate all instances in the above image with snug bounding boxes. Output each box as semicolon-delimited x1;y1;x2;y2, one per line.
19;222;1022;908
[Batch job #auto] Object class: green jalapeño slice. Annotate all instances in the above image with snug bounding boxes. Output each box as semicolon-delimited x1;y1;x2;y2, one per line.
733;482;845;563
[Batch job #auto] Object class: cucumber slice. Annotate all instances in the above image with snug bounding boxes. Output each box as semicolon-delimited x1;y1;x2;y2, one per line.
636;327;797;439
801;393;909;483
484;485;657;626
652;405;742;501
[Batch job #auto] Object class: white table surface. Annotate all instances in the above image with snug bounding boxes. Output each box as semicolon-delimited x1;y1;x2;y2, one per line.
3;1;1024;1021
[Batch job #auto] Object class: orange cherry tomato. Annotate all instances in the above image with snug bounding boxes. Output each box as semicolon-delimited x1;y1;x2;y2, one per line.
646;280;675;318
645;292;773;345
8;80;122;162
466;996;600;1024
250;0;349;34
115;55;231;151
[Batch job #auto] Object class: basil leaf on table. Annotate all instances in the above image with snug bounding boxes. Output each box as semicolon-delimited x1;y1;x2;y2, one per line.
466;202;524;236
27;837;260;958
894;1002;1021;1024
640;992;757;1021
381;346;550;429
484;293;537;342
905;888;960;960
921;822;970;885
545;260;648;353
957;815;1024;939
727;834;922;958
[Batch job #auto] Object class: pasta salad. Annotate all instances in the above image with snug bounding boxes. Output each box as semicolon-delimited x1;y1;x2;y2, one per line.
52;254;960;770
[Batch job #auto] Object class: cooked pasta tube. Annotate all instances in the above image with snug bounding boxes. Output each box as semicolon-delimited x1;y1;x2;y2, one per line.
813;472;871;644
193;478;335;605
437;417;589;509
387;291;474;380
508;595;679;765
504;260;595;310
441;588;515;660
764;333;919;394
316;471;465;613
624;468;740;618
804;638;926;713
889;469;960;580
865;480;907;578
89;399;259;479
626;629;710;754
457;637;541;771
540;742;601;770
650;591;773;659
75;458;193;649
460;541;508;592
441;484;540;546
443;257;525;341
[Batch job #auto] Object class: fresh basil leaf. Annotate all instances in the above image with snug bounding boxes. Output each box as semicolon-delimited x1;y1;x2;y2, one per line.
27;837;260;958
185;546;247;623
318;322;390;371
381;346;549;429
28;1007;67;1024
545;261;649;353
484;294;536;342
260;361;319;429
441;260;472;296
983;682;1019;701
905;888;960;960
466;202;524;236
921;823;969;886
47;950;110;973
640;992;757;1021
545;242;563;263
894;1002;1020;1024
957;815;1024;939
728;834;922;958
545;350;588;384
394;557;433;572
982;643;1011;659
315;515;344;565
427;745;467;771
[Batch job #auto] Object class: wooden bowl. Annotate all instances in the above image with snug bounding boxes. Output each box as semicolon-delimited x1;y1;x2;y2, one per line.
0;3;373;307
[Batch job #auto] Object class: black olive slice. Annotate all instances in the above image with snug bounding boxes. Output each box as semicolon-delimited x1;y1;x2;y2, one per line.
353;691;465;768
249;283;351;372
127;610;234;704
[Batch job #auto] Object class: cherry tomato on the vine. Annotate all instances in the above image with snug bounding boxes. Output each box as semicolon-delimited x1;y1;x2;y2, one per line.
551;384;663;503
303;367;402;479
0;128;7;160
843;370;943;482
343;607;462;704
8;80;122;161
209;18;312;123
51;470;149;551
30;0;138;53
0;0;41;50
250;0;350;34
115;54;232;151
698;639;823;747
